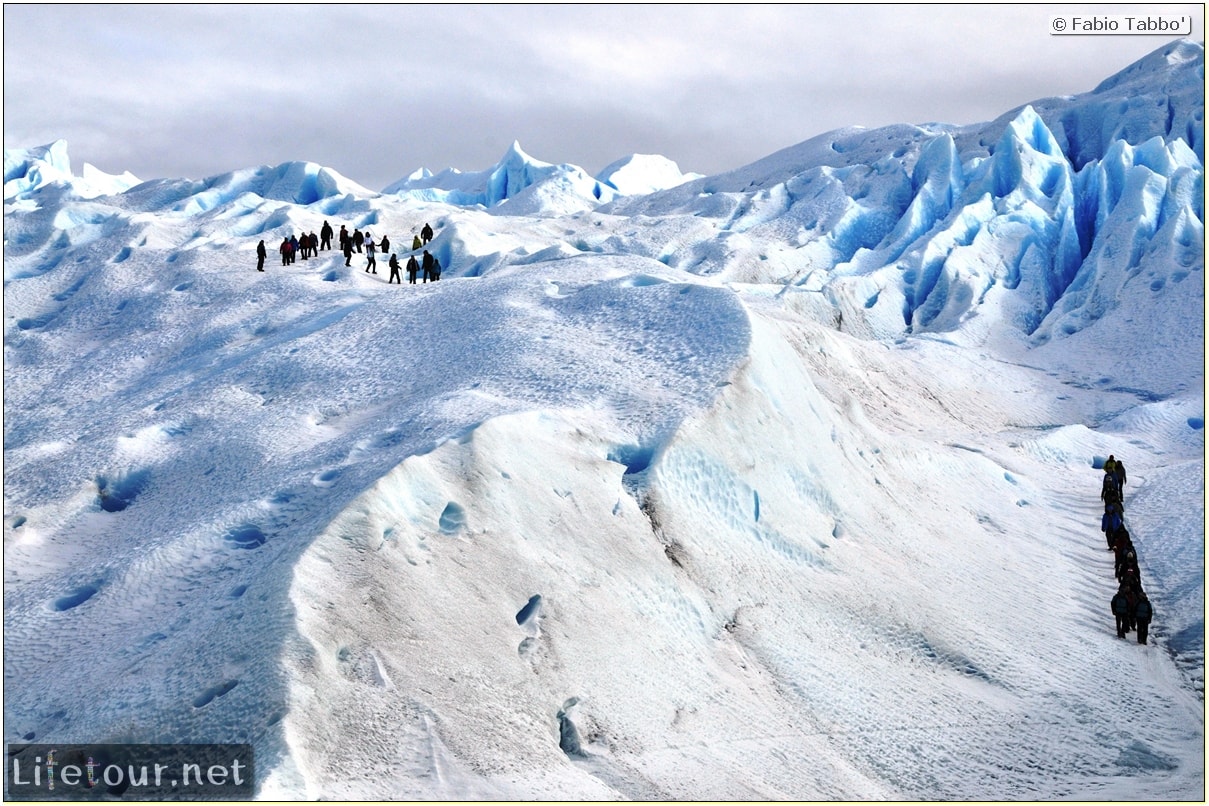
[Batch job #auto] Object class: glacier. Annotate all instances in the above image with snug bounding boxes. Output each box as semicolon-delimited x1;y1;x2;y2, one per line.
2;39;1204;800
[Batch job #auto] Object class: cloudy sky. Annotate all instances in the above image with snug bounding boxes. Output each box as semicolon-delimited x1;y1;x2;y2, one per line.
4;4;1203;190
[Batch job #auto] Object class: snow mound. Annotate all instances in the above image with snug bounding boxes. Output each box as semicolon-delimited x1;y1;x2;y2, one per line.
597;154;702;196
381;142;700;213
5;140;140;200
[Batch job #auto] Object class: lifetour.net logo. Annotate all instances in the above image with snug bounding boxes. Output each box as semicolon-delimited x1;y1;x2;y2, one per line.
6;744;254;800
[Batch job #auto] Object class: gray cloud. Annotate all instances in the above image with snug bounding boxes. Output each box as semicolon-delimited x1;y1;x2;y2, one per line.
4;3;1202;190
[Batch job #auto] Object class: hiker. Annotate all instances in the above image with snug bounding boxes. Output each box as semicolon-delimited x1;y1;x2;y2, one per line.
343;238;353;267
1134;592;1153;645
353;229;364;253
280;237;291;266
339;225;349;253
406;254;419;284
320;221;333;251
365;238;377;274
1101;472;1122;508
1112;529;1132;578
1103;455;1118;477
300;233;309;260
412;233;422;251
431;255;441;281
256;240;267;271
421;250;433;283
1113;460;1127;496
1102;503;1123;549
289;235;299;264
1122;581;1140;632
310;232;319;256
1111;589;1131;638
421;222;434;244
388;253;401;284
380;235;390;253
1118;547;1139;585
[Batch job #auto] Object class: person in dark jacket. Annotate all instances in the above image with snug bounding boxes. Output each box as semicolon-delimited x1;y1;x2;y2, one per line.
256;240;267;271
421;250;433;283
1113;460;1127;496
1117;547;1139;585
431;256;441;281
421;222;434;244
1134;593;1153;645
381;235;390;253
388;253;401;284
280;237;291;266
353;229;364;253
288;235;299;264
343;238;353;267
1112;530;1132;578
1102;503;1123;549
406;254;419;284
1111;590;1131;638
321;221;333;251
339;225;349;253
1101;472;1122;508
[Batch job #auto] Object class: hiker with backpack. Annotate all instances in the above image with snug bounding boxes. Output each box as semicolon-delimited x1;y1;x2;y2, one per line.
380;235;390;254
343;238;353;267
1102;503;1124;549
256;240;267;272
1117;545;1140;585
431;255;442;281
406;254;419;284
421;222;434;244
388;253;402;284
1111;589;1131;638
412;233;423;251
1101;472;1122;508
320;221;334;251
1134;593;1153;645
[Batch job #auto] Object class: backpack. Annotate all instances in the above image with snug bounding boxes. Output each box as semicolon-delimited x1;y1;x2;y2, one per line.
1112;593;1129;615
1135;598;1152;620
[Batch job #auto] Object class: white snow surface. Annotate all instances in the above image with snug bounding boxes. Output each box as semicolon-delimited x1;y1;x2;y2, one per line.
3;39;1204;800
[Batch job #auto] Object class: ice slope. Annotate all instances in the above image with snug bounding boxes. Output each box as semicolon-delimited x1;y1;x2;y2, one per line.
277;303;1204;799
4;38;1204;801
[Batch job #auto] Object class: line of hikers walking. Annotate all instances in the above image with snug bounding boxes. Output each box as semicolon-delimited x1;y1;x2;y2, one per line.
1100;455;1154;645
255;220;441;285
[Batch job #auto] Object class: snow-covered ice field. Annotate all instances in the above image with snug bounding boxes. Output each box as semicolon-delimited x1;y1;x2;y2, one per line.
4;39;1204;800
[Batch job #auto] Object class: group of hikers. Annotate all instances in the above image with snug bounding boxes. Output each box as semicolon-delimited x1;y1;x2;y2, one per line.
255;220;442;284
1100;455;1154;644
